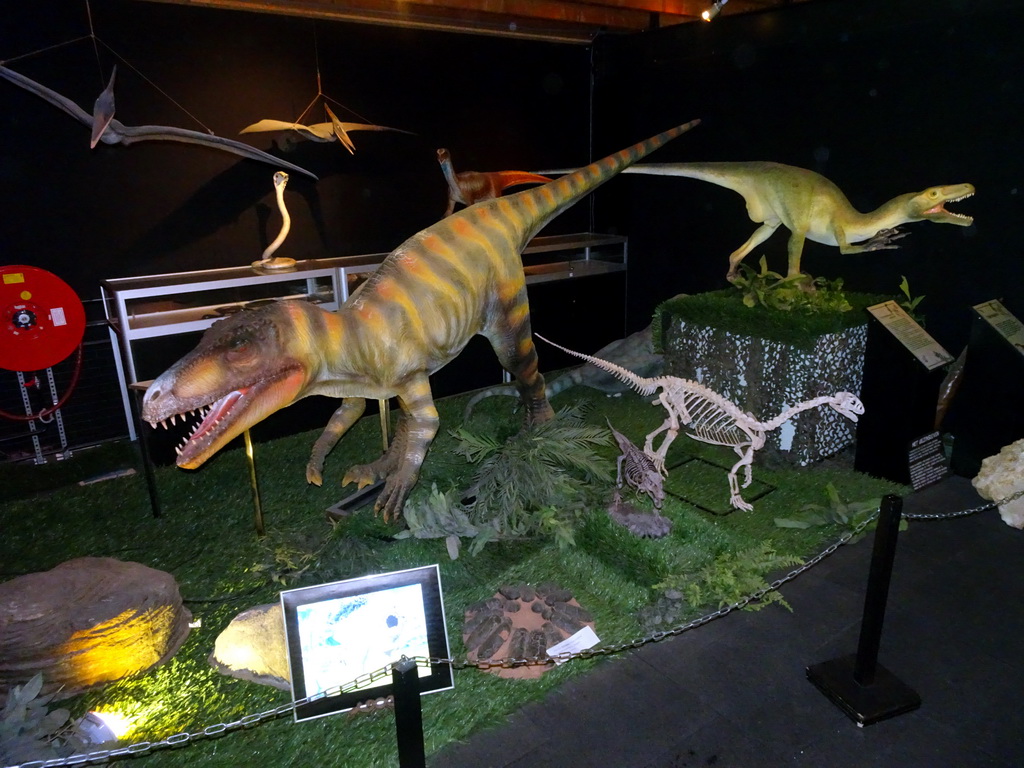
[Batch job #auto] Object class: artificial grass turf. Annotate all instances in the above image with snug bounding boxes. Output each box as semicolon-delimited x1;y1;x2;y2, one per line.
0;384;905;767
652;289;893;351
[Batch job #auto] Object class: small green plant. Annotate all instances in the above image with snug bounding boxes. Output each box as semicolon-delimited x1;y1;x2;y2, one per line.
655;541;803;612
447;403;612;553
394;483;479;559
897;275;926;322
774;482;891;541
0;674;82;765
731;257;852;314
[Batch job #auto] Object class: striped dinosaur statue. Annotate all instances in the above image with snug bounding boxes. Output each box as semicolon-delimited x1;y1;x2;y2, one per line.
141;119;700;521
437;148;553;217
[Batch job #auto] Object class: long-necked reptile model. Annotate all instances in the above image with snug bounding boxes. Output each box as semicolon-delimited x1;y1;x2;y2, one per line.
622;162;974;281
537;334;863;512
437;148;553;217
141;119;700;521
0;65;318;181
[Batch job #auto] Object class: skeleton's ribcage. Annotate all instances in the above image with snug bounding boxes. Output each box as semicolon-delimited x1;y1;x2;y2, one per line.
679;392;752;448
624;455;660;488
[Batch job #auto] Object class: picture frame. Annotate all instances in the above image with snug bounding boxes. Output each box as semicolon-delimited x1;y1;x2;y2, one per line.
280;564;453;722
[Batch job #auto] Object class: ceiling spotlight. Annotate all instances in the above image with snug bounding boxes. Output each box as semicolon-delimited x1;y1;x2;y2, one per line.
702;0;728;21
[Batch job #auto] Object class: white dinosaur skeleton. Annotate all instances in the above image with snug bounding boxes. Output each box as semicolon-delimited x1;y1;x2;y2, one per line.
536;335;864;512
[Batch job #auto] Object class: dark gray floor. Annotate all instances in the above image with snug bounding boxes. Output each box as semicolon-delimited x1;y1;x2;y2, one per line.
431;476;1024;767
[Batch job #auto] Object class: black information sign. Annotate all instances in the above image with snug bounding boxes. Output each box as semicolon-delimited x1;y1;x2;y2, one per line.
907;431;949;491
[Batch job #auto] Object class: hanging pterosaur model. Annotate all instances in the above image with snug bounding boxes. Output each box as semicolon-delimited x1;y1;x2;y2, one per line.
239;103;412;154
0;65;318;180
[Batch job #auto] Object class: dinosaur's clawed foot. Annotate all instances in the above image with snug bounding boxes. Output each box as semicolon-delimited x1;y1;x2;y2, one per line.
730;494;754;512
343;462;383;490
373;473;417;522
864;227;910;251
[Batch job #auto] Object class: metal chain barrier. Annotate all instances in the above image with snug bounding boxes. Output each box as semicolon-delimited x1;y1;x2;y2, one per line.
7;487;1022;768
903;486;1023;521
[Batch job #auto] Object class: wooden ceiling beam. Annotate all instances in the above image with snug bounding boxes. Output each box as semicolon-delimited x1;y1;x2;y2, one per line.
135;0;805;42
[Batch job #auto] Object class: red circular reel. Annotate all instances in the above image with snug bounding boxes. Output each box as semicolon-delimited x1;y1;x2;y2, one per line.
0;265;86;372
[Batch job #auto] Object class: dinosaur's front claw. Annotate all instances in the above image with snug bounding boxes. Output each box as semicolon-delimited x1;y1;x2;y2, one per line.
864;227;910;251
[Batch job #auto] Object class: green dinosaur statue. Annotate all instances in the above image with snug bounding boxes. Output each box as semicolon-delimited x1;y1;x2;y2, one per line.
140;119;700;521
623;161;974;281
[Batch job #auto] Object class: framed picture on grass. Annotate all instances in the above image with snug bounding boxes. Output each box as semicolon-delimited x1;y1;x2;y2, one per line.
281;564;453;722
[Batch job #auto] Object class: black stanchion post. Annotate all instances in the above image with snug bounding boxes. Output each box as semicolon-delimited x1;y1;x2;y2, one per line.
853;494;903;685
392;657;426;768
806;494;921;726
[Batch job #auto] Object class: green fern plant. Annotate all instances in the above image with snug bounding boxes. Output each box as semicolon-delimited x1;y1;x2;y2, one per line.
731;256;852;314
656;541;803;612
448;403;613;554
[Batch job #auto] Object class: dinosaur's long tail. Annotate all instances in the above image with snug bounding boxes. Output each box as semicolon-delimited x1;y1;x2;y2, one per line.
508;119;701;241
535;335;659;397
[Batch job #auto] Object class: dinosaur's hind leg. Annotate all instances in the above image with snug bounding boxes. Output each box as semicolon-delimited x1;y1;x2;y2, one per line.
343;373;439;521
727;445;756;511
727;220;781;281
485;293;554;426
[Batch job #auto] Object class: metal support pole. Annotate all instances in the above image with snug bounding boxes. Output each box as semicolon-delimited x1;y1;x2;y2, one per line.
391;657;425;768
128;382;161;517
378;398;390;452
244;429;265;537
806;493;920;726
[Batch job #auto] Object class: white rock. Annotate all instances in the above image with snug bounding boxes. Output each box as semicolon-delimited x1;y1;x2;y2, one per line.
209;603;290;690
972;438;1024;529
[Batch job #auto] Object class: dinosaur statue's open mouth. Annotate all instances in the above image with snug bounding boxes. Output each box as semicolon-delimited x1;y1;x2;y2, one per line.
923;189;975;225
145;368;305;469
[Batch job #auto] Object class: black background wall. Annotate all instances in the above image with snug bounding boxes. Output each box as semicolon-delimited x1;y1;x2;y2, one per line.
591;0;1023;353
0;0;593;298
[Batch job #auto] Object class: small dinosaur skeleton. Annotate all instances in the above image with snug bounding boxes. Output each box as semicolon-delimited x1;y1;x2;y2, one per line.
437;148;552;217
607;419;665;510
537;335;865;512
